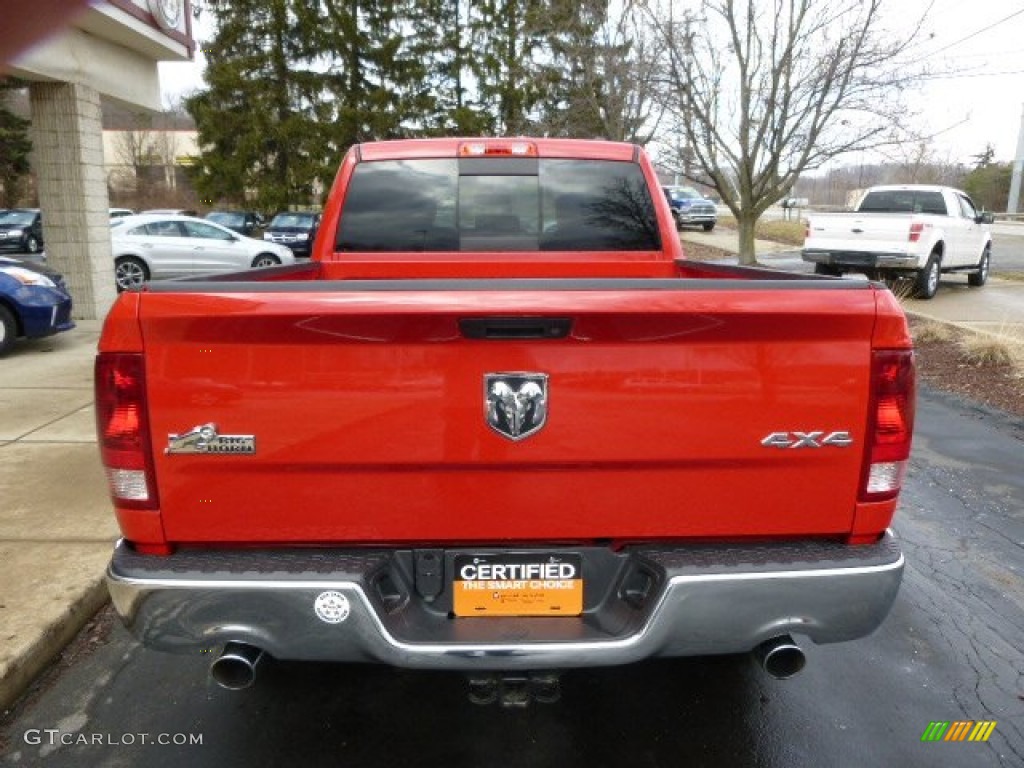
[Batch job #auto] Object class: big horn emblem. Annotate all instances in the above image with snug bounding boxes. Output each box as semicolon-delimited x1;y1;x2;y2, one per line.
485;373;549;441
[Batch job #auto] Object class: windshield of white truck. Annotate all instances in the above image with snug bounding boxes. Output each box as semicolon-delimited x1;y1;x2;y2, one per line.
858;190;948;215
336;158;660;252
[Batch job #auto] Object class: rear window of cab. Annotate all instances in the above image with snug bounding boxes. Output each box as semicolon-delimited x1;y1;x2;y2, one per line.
336;158;660;252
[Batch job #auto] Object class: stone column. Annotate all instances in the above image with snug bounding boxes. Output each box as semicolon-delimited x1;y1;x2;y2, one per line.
29;81;116;320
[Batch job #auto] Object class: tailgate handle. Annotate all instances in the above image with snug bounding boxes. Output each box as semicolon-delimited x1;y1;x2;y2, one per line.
459;317;572;340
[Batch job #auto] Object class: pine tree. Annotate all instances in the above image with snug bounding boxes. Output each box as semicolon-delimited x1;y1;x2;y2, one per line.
316;0;427;148
472;0;546;135
534;0;661;142
408;0;493;135
185;0;331;212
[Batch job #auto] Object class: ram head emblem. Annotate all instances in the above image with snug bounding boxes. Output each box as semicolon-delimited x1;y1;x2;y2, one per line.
485;374;548;441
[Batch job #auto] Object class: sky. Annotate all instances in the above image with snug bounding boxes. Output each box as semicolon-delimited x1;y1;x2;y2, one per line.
895;0;1024;164
158;0;1024;167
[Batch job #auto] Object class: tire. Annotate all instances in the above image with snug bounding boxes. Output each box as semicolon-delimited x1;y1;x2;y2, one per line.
702;222;715;232
913;253;941;300
814;263;841;277
672;212;683;232
967;246;990;287
114;256;149;292
251;254;281;268
25;235;40;254
0;304;17;356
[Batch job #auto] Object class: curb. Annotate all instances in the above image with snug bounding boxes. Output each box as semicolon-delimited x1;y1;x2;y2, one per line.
0;580;109;713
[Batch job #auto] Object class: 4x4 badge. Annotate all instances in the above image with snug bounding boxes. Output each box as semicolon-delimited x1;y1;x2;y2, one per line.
485;373;548;441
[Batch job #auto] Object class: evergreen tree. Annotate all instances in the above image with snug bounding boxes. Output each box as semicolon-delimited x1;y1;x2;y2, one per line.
0;79;32;207
533;0;609;138
408;0;493;135
472;0;546;134
535;0;661;143
186;0;332;211
964;161;1012;212
316;0;427;147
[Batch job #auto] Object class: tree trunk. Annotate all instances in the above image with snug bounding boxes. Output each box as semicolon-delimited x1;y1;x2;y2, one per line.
736;212;758;266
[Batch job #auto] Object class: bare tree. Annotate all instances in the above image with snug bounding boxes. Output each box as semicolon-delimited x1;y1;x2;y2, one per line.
110;116;156;195
880;141;964;186
643;0;933;264
151;107;185;191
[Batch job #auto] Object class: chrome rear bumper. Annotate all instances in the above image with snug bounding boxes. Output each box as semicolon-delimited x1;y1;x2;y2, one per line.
802;249;920;269
106;533;903;671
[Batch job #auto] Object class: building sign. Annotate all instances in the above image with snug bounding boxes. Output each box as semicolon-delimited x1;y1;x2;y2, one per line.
147;0;184;32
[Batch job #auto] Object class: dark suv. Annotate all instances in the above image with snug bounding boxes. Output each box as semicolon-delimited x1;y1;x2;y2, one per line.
663;186;717;232
263;211;320;257
206;210;262;237
0;209;44;254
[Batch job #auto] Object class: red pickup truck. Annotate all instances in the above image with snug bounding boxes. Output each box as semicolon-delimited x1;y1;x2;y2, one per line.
99;138;914;705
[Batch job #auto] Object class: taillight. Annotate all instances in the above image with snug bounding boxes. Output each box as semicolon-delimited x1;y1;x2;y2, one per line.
908;222;925;243
95;353;159;510
860;349;916;501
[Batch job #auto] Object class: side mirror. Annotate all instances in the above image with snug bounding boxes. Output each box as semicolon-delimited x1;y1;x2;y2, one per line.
976;212;994;224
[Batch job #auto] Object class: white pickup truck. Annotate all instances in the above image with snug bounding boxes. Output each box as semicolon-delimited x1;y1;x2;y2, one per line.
802;185;993;299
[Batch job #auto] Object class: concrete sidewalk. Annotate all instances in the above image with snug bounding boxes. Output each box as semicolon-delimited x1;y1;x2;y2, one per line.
0;320;117;712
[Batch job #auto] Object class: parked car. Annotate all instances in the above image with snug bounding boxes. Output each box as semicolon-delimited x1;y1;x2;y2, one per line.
109;208;136;220
205;210;261;237
263;211;320;257
110;214;296;291
0;255;75;355
662;186;717;232
140;208;198;217
0;209;44;254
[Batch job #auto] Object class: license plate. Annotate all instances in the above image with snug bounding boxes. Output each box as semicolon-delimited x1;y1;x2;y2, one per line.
453;553;583;617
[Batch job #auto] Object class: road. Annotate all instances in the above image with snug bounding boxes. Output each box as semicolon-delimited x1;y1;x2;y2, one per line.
1;390;1020;768
992;230;1024;273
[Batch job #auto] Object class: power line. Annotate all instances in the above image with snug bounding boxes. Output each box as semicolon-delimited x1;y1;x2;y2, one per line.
920;68;1024;80
929;7;1024;56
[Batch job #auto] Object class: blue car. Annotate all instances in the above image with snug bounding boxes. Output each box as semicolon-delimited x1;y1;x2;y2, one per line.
0;256;75;356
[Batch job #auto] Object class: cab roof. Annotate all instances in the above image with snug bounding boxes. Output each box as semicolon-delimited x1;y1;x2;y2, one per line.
355;138;639;163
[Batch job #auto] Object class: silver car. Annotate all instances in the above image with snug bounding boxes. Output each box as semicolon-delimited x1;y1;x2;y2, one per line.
110;214;295;291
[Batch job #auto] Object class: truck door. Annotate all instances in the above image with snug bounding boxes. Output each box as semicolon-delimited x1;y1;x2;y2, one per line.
952;192;985;267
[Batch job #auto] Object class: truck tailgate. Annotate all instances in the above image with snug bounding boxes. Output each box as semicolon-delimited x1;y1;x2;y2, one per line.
807;213;916;253
138;281;878;543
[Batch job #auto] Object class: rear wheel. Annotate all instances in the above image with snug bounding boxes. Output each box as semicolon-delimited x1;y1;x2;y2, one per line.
0;304;17;356
251;253;281;268
672;212;683;232
702;222;715;232
114;256;149;292
913;253;941;299
814;263;841;277
967;246;990;287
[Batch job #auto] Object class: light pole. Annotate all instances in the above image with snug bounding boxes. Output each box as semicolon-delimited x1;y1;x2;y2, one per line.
1008;103;1024;214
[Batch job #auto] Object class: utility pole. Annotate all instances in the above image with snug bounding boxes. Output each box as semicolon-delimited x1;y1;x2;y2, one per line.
1009;103;1024;214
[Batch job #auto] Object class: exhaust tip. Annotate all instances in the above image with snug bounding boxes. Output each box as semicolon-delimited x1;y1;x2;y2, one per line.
210;642;265;690
754;635;806;680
